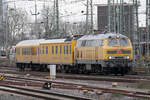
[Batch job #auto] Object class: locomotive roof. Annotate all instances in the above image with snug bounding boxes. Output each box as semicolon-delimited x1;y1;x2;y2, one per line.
16;39;45;46
78;33;128;40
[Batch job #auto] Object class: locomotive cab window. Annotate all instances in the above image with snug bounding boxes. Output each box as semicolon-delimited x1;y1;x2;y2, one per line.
120;39;129;46
108;39;118;46
76;39;104;47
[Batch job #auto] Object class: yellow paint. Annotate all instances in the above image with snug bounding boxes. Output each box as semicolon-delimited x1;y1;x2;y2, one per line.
75;38;133;61
16;37;133;65
39;40;76;64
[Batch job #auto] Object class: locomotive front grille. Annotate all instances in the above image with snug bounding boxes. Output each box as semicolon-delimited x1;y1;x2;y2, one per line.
107;50;131;54
114;56;124;59
108;56;130;59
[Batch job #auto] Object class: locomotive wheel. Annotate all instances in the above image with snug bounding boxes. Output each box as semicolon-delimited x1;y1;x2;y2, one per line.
119;67;124;76
113;67;118;76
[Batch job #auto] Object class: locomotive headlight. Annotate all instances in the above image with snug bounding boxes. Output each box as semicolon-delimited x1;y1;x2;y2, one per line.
109;56;112;59
126;56;130;59
116;35;120;38
125;56;130;59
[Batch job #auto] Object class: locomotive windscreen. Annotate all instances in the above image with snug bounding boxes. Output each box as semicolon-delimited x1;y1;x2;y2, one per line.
108;38;129;46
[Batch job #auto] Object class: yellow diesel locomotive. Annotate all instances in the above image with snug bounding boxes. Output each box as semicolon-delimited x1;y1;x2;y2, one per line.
16;33;133;75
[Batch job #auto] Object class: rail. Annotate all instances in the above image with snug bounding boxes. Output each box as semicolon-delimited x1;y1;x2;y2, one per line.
0;85;91;100
1;76;150;99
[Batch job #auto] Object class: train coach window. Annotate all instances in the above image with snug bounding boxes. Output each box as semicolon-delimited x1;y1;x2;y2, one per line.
56;46;58;54
81;40;86;46
70;45;71;54
22;48;24;55
85;40;92;46
38;48;40;55
28;48;29;55
26;48;29;55
29;48;31;55
120;39;129;46
36;48;38;56
40;47;42;54
43;46;45;54
64;45;65;54
60;45;62;54
30;48;32;55
17;48;20;55
66;45;68;54
100;40;104;46
46;46;48;54
76;41;82;47
108;39;118;46
24;48;26;55
52;46;54;55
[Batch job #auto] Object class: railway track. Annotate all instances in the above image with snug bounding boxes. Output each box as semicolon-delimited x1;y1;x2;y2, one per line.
0;66;149;83
1;69;150;83
0;66;149;99
0;75;150;99
0;85;91;100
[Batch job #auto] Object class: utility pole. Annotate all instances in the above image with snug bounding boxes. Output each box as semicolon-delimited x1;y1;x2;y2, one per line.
35;0;38;38
90;0;93;34
85;0;89;34
146;0;150;62
116;0;119;33
107;0;124;33
0;0;3;46
132;0;140;65
31;0;39;38
108;0;111;32
85;0;93;34
119;0;123;34
132;0;136;64
4;4;8;57
55;0;59;37
135;0;140;62
2;0;9;51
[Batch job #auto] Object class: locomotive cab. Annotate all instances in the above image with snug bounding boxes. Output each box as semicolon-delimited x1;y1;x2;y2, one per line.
75;33;133;75
103;36;133;75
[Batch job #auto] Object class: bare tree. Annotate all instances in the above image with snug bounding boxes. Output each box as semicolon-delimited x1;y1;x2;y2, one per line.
59;21;86;37
40;5;87;38
41;5;56;38
7;8;28;45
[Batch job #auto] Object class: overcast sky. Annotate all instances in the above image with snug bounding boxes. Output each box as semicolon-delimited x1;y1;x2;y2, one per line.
6;0;146;27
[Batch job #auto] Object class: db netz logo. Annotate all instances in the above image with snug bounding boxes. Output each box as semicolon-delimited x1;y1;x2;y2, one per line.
117;50;122;54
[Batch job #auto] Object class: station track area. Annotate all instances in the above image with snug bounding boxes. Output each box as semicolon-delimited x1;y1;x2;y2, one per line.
0;67;150;83
0;66;150;99
0;75;150;99
0;85;91;100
